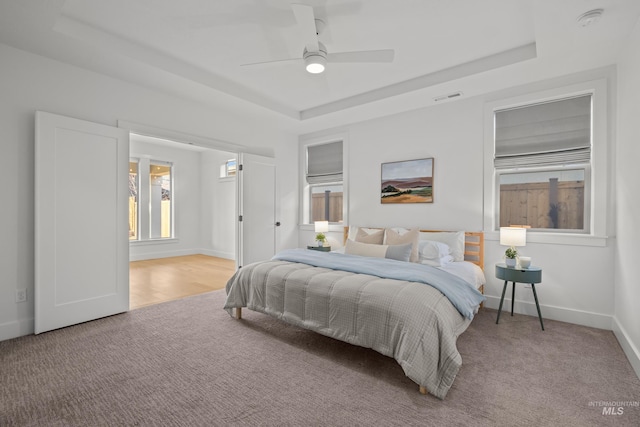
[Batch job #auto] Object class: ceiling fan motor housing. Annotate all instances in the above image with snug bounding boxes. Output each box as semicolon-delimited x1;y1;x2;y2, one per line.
303;42;327;73
303;42;328;60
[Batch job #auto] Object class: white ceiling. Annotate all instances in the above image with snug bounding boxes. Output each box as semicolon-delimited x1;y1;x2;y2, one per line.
1;0;639;133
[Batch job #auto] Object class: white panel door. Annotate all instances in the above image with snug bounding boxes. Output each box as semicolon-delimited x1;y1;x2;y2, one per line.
35;111;129;334
237;153;277;267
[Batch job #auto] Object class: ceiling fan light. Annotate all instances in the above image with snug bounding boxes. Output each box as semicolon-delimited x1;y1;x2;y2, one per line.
305;54;326;73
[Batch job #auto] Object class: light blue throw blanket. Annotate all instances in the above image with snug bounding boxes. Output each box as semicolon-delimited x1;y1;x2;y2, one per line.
272;248;485;320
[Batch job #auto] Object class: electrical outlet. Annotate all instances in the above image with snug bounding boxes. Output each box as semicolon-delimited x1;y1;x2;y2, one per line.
15;289;27;303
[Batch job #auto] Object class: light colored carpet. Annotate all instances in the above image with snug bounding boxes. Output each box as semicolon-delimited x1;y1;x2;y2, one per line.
1;289;639;426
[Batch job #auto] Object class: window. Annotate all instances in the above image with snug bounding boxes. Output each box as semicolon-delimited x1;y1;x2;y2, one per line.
128;157;176;242
310;184;343;223
149;161;173;239
305;141;343;224
129;160;139;241
494;94;591;233
220;158;237;178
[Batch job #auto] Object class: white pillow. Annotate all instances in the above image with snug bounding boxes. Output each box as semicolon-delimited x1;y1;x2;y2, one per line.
418;240;451;260
421;254;454;267
419;231;465;262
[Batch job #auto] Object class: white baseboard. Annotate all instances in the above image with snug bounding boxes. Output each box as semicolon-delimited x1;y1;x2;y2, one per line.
198;249;235;260
129;249;200;262
0;317;34;342
130;249;235;262
612;317;640;380
484;295;613;330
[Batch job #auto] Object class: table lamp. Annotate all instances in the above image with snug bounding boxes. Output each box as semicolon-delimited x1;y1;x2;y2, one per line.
500;227;526;267
314;221;329;247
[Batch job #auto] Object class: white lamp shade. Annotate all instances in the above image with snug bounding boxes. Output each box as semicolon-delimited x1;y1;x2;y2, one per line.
500;227;526;247
314;221;329;233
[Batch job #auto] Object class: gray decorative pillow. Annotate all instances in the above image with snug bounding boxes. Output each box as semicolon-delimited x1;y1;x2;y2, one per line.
385;243;413;262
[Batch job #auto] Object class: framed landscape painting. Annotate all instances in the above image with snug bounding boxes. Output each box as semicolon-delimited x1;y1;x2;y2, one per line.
381;158;434;203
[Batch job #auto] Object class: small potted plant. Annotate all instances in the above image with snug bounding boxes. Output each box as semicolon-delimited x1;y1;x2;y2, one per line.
505;247;518;267
315;232;326;247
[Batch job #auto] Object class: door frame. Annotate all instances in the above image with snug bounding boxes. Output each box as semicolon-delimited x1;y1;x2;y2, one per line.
118;121;275;270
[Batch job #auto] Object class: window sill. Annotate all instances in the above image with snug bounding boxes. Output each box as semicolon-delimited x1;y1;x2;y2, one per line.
219;176;235;183
484;231;607;247
299;224;345;232
130;238;179;246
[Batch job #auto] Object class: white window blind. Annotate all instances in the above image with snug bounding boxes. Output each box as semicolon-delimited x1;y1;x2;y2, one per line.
494;95;591;169
306;141;343;184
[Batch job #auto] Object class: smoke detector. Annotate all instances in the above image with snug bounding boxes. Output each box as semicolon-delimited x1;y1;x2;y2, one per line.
577;9;604;27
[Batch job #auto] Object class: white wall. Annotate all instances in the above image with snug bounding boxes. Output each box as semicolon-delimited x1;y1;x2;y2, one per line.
614;18;640;377
346;99;484;231
200;150;236;260
299;70;616;331
129;140;202;261
0;43;295;341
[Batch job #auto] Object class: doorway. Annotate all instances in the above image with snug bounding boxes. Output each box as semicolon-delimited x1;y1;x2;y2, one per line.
35;112;277;333
128;133;237;308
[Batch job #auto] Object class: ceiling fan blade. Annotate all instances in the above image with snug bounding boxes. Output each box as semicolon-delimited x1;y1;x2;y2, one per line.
291;3;319;52
240;57;303;68
327;49;395;63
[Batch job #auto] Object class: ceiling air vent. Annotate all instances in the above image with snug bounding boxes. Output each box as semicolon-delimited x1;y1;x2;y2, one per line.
434;92;463;102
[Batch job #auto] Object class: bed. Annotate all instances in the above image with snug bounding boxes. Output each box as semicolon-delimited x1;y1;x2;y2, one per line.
224;227;486;399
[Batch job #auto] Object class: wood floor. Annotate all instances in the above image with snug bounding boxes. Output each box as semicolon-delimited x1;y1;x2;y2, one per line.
129;254;236;310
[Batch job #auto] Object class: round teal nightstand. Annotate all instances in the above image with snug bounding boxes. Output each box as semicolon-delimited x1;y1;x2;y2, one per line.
495;263;544;330
307;245;331;252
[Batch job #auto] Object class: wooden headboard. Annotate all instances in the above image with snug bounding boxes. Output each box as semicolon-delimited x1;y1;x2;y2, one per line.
342;227;485;270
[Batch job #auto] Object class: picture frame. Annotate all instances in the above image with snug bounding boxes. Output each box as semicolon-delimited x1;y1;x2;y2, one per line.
381;158;434;204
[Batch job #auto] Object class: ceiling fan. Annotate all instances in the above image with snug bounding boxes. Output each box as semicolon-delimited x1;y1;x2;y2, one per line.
241;3;394;74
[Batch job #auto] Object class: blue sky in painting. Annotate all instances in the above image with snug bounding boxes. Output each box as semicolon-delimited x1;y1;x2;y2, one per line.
381;158;433;180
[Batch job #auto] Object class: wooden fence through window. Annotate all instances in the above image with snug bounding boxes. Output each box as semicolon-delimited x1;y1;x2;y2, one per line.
312;192;343;223
500;180;584;229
